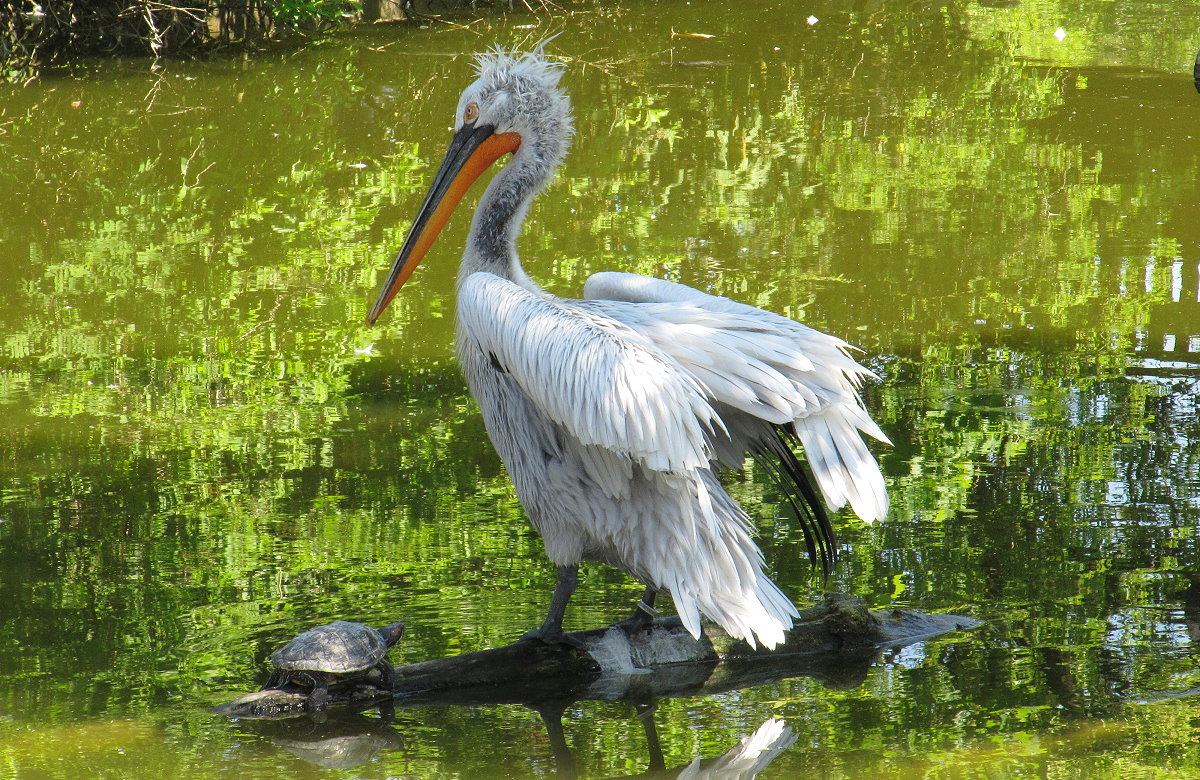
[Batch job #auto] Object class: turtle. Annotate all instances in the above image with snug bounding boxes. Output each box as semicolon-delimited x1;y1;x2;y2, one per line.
261;620;405;712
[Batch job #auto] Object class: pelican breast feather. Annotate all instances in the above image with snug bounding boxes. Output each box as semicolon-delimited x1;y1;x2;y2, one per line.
456;271;724;476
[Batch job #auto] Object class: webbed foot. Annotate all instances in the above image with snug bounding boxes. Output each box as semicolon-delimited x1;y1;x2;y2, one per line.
518;565;585;649
519;626;587;650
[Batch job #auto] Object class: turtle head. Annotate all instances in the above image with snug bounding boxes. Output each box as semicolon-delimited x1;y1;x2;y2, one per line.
376;621;406;648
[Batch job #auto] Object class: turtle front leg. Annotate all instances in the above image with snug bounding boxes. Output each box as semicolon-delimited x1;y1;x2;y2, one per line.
259;670;285;691
303;674;331;712
376;660;396;693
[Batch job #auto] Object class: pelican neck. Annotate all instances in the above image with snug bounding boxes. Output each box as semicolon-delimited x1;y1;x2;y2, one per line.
457;145;548;292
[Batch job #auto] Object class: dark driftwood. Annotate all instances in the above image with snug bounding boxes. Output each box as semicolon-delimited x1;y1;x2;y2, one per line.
214;592;980;719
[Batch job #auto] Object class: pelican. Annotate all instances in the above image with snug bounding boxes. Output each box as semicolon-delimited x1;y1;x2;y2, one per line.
367;47;889;649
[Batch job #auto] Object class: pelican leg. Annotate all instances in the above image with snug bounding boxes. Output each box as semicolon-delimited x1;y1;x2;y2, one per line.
521;564;585;648
616;587;658;635
635;701;665;772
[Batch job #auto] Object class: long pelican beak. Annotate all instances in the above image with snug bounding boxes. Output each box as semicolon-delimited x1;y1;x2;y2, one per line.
366;123;521;324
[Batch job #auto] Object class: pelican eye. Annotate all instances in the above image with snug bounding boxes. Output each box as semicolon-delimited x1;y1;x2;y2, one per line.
463;102;480;124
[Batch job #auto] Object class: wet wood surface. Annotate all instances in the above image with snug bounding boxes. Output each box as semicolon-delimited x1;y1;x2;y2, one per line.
214;592;981;719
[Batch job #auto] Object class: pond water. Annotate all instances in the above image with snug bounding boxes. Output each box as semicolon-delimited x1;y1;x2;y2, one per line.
2;0;1200;776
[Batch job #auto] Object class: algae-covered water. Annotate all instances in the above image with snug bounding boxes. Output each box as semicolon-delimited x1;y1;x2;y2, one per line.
2;0;1200;776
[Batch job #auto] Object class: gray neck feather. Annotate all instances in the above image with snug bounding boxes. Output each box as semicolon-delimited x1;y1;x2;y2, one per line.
458;141;558;294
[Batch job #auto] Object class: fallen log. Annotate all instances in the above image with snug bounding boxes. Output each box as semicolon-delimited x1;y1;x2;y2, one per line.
214;592;980;719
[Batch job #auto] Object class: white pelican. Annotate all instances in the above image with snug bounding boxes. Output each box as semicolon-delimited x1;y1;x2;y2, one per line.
367;47;889;649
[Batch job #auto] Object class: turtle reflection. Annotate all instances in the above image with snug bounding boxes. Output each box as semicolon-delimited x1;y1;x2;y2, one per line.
238;710;404;770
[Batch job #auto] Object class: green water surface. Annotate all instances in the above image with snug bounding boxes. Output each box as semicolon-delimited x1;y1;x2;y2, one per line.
2;0;1200;776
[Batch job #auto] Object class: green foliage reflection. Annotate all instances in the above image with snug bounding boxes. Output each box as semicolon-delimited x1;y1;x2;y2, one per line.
0;0;1199;776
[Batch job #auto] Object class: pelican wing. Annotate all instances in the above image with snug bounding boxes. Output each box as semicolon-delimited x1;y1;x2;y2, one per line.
458;272;722;474
584;271;890;522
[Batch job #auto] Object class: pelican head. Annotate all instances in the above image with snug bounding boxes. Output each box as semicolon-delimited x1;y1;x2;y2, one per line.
459;47;573;169
367;47;574;324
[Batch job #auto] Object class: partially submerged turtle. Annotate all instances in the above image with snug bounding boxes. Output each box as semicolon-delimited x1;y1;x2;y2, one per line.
261;620;405;711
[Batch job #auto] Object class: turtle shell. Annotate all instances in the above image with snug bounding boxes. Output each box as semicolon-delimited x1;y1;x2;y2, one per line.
270;620;389;675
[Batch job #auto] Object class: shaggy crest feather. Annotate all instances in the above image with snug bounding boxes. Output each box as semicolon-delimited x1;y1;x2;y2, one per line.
474;43;567;91
471;45;573;156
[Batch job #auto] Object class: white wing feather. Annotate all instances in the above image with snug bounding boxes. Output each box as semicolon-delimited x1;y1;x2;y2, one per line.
458;272;722;474
584;271;890;522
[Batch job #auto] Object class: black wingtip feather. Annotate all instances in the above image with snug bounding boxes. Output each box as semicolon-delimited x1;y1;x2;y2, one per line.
752;425;838;576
